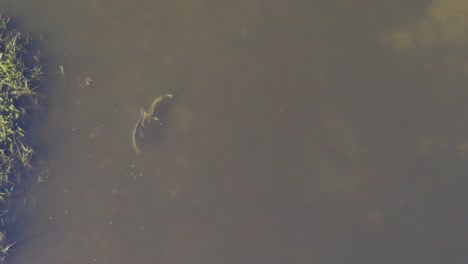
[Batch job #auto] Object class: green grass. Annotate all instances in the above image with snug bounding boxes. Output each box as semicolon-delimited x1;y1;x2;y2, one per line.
0;15;43;261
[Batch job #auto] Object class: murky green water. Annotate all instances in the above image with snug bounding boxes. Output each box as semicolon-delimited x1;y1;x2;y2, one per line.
2;0;468;263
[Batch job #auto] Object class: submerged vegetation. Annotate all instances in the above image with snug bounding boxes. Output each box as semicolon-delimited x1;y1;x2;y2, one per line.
0;15;42;262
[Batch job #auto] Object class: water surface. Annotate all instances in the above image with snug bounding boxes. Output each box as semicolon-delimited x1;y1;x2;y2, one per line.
1;0;468;263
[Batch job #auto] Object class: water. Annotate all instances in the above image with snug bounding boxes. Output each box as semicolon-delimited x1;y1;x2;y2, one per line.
1;0;468;263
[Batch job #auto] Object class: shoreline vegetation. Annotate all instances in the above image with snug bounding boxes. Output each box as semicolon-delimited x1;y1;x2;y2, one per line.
0;15;43;262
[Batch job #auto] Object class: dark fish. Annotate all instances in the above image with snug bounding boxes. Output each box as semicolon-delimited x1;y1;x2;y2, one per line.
132;94;174;154
142;94;173;127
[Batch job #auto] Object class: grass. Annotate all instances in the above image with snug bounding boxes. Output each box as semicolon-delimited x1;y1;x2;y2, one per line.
0;15;43;262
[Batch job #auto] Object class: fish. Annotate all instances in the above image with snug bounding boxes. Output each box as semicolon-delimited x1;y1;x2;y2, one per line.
132;94;174;154
142;94;173;127
131;108;146;154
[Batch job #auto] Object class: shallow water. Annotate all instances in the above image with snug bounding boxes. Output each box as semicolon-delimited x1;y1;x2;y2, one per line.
2;0;468;263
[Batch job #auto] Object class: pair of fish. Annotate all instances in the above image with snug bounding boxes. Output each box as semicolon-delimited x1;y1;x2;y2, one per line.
132;94;173;153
